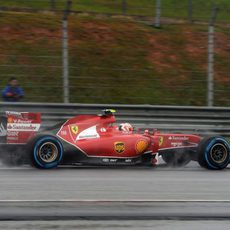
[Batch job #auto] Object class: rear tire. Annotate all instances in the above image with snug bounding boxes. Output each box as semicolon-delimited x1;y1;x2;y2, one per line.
28;135;63;169
197;136;230;170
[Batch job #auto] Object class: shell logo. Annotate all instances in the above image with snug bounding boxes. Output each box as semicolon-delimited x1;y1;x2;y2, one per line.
7;117;14;123
136;140;149;154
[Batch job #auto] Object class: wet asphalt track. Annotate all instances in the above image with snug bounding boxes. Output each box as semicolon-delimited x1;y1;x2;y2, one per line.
0;161;230;229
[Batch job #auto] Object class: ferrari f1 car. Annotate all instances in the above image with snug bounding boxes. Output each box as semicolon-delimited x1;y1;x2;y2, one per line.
0;109;229;170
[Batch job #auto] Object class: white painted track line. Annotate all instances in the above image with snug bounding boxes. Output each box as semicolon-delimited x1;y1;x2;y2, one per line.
0;199;230;203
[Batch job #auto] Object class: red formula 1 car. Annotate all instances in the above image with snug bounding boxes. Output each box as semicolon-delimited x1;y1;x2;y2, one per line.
0;109;229;170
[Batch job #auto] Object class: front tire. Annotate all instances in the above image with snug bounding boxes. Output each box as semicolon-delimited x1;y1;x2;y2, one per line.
28;135;63;169
197;136;230;170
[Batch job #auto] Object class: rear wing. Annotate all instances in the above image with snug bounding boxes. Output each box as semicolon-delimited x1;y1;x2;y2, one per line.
0;111;41;144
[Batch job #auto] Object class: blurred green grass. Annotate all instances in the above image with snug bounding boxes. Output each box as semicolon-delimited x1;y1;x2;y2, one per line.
0;0;229;22
0;12;229;105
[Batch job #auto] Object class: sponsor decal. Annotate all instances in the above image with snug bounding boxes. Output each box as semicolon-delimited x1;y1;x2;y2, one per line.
60;130;67;136
78;134;98;139
125;159;132;163
0;123;7;137
171;142;183;147
159;136;164;146
10;119;32;124
102;158;133;163
7;123;40;132
168;136;189;141
136;140;149;154
6;111;22;116
7;131;19;137
100;128;106;132
102;158;118;163
114;142;125;154
102;158;109;163
77;126;100;140
70;125;78;135
7;117;14;124
110;159;118;163
7;136;18;141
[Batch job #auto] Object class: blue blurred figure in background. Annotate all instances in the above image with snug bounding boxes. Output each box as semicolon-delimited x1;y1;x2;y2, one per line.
2;77;24;102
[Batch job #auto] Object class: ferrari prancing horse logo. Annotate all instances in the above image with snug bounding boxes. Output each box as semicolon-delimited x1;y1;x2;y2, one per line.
114;142;125;154
71;125;79;134
159;136;164;146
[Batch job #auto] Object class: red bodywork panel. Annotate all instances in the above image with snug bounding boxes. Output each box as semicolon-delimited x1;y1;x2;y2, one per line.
155;133;201;151
57;114;154;158
56;114;201;158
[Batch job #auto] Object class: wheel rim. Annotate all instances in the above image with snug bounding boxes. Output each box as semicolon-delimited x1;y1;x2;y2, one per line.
38;142;58;163
210;143;228;164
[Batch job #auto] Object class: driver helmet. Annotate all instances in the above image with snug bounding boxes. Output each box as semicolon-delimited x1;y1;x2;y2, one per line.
119;123;133;132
